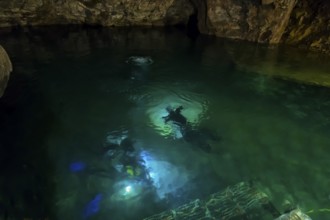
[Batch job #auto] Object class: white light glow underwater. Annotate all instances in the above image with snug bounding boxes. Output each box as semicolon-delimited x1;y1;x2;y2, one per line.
125;185;132;193
140;151;190;199
111;180;144;201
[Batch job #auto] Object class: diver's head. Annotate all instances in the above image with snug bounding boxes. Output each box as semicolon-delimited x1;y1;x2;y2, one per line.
176;106;184;113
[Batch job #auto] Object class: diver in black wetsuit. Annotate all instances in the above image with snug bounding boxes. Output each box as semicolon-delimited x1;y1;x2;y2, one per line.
163;106;187;126
163;106;220;152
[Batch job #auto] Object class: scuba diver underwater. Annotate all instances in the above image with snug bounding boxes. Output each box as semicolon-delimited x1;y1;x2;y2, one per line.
162;105;220;152
102;132;151;183
67;134;155;219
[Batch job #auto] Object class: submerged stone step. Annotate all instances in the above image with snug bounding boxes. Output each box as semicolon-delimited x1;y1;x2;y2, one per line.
144;182;312;220
144;182;274;220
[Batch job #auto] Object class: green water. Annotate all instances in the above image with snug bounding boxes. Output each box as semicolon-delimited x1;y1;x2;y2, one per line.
0;26;330;220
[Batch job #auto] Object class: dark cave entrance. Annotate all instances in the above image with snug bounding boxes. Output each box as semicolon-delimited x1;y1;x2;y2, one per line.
186;12;200;39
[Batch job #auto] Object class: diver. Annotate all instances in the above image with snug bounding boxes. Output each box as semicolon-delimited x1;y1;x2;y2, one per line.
162;106;220;152
103;137;135;159
163;106;187;126
125;56;153;82
103;136;150;182
69;136;151;197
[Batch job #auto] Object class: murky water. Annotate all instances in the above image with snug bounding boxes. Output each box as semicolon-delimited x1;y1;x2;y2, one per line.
0;26;330;220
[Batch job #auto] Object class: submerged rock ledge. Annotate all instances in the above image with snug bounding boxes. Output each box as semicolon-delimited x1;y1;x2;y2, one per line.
0;45;12;97
225;40;330;88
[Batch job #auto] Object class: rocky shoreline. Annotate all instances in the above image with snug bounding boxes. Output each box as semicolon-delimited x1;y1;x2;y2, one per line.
0;0;329;55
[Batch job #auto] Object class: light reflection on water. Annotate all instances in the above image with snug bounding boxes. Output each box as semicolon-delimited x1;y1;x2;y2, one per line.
0;27;330;219
138;87;208;138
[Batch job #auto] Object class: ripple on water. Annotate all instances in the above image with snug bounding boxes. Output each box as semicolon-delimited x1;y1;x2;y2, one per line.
128;84;210;138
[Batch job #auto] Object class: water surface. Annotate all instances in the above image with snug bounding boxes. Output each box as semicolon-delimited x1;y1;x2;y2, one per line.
0;26;330;220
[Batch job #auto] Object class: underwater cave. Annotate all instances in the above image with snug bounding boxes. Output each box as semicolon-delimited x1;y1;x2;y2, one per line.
0;0;330;220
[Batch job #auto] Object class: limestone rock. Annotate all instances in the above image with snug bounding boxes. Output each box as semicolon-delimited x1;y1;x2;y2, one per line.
193;0;297;44
0;0;194;27
0;45;12;97
0;0;330;55
262;0;275;5
282;0;330;54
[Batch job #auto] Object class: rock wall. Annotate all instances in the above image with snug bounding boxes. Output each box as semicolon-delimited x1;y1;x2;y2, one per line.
0;0;329;54
0;45;12;97
192;0;297;44
282;0;330;54
0;0;194;27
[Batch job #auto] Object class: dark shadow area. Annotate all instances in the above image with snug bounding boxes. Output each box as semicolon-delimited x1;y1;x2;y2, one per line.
0;66;56;219
186;12;200;40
